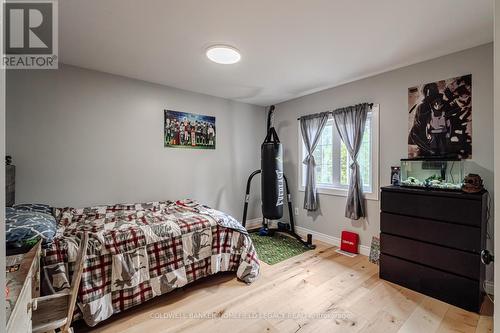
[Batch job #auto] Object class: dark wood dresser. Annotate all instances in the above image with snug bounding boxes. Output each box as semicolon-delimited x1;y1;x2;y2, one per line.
380;186;488;312
6;164;15;206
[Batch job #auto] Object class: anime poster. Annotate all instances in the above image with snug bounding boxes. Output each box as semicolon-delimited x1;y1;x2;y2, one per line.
164;110;216;149
408;74;472;159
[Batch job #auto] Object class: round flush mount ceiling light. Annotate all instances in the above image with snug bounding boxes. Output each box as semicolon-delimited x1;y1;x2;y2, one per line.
206;45;241;64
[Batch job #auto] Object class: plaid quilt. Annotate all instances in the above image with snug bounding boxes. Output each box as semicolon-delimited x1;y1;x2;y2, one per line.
41;199;259;326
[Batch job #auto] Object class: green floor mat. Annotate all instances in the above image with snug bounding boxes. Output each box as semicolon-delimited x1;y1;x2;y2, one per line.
249;232;311;265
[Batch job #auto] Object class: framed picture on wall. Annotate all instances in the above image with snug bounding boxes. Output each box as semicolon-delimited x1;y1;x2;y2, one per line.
164;110;216;149
408;74;472;159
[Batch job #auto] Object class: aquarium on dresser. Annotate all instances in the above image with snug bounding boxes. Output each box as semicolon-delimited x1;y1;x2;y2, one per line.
400;158;464;191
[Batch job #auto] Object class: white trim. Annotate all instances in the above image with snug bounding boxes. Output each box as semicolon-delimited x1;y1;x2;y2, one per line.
245;218;263;230
247;218;371;257
295;226;371;257
298;104;380;201
371;104;380;200
484;280;494;295
298;185;379;201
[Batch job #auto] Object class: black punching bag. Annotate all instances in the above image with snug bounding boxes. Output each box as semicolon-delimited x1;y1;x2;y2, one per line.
261;127;284;219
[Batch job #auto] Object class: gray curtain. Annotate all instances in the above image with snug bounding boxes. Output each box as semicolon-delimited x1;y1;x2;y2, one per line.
300;112;329;211
332;103;369;220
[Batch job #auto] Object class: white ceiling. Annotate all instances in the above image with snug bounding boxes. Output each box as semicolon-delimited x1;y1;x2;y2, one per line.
59;0;493;106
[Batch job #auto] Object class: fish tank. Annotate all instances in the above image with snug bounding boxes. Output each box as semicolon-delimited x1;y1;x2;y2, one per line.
400;158;464;191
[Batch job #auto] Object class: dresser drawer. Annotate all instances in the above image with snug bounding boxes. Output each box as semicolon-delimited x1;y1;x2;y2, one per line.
380;254;482;312
381;212;481;253
381;190;482;226
6;165;15;185
381;233;480;280
6;242;40;332
6;165;15;207
7;272;32;333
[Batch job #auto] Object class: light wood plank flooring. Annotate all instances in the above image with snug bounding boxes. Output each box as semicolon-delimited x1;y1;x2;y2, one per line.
75;241;493;333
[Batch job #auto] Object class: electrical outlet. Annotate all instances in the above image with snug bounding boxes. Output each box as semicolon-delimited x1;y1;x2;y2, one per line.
294;207;299;216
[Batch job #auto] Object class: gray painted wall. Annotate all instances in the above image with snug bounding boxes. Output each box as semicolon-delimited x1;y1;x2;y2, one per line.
275;44;494;251
6;64;265;220
5;45;494;282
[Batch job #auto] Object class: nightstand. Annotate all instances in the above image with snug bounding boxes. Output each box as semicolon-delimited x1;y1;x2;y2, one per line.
6;241;42;333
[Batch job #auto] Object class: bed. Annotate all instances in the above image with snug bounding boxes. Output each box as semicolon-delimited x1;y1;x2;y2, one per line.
40;199;260;327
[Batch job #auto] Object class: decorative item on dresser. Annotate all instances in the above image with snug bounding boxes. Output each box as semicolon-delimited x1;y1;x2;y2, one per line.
6;241;41;333
379;186;488;312
462;173;484;193
390;166;400;186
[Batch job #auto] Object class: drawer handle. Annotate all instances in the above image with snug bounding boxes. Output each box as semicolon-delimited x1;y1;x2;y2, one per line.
31;299;37;312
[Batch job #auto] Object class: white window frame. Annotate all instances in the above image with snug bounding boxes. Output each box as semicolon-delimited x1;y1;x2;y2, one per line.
298;104;379;201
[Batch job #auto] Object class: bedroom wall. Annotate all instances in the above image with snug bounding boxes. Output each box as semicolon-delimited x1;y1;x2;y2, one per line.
6;64;265;220
274;44;494;252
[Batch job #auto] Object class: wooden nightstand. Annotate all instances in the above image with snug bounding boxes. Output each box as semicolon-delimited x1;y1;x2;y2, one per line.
6;241;42;333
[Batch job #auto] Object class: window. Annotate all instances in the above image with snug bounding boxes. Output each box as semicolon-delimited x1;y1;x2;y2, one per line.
299;105;379;200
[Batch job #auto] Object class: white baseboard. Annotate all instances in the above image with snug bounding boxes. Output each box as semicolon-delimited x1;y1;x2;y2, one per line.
484;280;494;295
245;218;370;257
295;226;371;257
245;218;263;230
246;219;492;294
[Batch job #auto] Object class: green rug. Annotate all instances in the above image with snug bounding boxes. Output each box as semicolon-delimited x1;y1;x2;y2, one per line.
249;232;311;265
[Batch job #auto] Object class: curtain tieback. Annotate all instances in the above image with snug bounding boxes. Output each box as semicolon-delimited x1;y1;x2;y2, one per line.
303;154;316;167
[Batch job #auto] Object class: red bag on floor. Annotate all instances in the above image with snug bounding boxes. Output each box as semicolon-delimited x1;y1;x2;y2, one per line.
340;231;359;254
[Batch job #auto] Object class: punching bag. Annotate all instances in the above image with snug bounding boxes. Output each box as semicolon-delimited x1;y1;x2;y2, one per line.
261;127;284;219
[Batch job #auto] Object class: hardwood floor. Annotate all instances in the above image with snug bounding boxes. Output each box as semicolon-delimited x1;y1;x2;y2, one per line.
75;241;493;333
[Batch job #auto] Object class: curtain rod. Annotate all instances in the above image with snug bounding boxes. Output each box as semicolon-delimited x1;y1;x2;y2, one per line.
296;103;374;121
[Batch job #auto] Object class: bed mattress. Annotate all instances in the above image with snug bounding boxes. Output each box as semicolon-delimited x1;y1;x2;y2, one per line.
41;199;260;326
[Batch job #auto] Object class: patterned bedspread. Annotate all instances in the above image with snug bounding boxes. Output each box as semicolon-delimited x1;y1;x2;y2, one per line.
41;199;259;326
